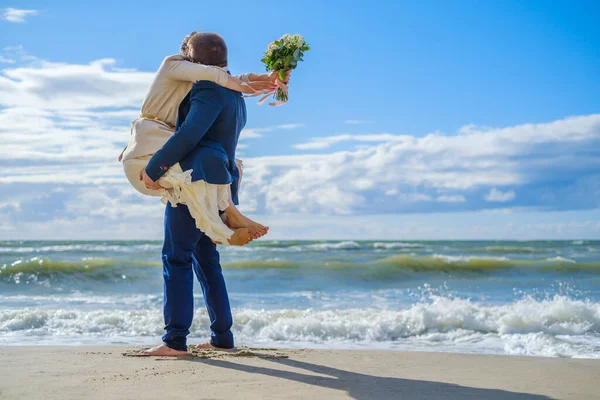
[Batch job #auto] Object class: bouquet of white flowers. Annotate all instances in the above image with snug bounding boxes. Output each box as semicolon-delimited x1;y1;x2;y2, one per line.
260;34;310;105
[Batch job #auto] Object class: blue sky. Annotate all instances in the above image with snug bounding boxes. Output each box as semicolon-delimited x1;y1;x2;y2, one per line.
0;1;599;240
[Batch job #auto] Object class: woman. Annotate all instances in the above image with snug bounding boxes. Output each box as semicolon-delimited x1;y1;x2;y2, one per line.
121;32;275;245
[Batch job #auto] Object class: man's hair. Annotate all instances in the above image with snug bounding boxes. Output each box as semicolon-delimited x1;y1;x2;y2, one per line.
180;32;228;67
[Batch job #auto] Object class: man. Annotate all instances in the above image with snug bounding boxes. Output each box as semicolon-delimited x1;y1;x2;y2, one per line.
141;33;246;356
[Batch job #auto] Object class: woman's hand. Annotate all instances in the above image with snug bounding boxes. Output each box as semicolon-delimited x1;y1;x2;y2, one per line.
237;71;292;97
141;169;162;191
226;76;271;95
249;70;291;83
273;70;291;83
245;80;277;93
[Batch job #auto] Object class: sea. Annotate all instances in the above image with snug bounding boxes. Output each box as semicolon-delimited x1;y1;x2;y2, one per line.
1;240;599;358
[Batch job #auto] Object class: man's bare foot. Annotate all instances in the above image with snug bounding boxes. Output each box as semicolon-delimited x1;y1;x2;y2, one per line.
190;343;236;352
225;211;269;239
227;227;260;246
142;344;188;357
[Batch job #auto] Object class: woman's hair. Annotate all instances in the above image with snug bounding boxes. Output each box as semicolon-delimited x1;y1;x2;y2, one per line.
180;31;197;61
180;31;228;67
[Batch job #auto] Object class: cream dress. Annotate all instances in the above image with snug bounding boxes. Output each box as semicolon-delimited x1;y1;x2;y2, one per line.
121;55;248;245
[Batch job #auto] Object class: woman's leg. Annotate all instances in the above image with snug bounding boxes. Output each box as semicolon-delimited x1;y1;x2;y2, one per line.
175;178;261;246
220;159;269;237
222;202;269;237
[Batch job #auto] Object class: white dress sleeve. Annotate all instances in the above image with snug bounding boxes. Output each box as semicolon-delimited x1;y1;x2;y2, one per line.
234;73;250;82
163;58;229;85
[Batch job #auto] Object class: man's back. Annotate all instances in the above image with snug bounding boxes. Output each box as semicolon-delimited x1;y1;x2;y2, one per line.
144;79;247;206
175;80;246;204
176;80;247;160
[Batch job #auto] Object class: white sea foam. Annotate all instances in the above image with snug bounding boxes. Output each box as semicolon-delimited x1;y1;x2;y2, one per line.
546;256;576;263
1;295;598;358
298;241;362;251
372;242;423;249
0;243;161;254
432;254;509;263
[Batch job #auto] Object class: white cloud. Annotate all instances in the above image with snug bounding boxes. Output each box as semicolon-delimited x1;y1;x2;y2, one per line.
2;8;38;23
345;120;372;124
0;59;152;110
0;200;20;211
0;50;599;239
240;123;303;142
2;45;37;62
244;115;600;215
239;129;264;139
485;188;516;202
437;195;466;203
2;204;599;240
276;123;304;129
294;133;403;150
0;52;153;173
0;56;15;64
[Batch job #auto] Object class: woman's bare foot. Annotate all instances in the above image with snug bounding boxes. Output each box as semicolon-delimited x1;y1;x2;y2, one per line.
190;343;236;352
224;208;269;239
227;227;261;246
142;344;188;357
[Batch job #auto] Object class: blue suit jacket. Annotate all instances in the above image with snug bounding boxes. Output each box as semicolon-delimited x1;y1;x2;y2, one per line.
146;80;247;204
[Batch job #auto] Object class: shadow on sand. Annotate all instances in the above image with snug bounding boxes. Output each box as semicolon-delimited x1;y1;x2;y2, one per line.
184;355;551;400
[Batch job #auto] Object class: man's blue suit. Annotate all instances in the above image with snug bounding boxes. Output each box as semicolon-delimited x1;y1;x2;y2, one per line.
145;80;247;350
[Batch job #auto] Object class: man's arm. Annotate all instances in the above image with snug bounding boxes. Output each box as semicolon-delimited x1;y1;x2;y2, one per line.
145;82;223;182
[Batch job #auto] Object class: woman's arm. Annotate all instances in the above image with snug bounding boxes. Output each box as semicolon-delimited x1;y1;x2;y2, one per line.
244;72;277;82
165;58;272;94
234;73;251;82
164;58;229;85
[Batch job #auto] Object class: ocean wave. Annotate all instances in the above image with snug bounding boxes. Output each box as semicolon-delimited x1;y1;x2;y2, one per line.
252;241;308;248
0;257;160;285
3;254;600;286
376;255;600;272
225;260;304;269
480;246;543;254
229;241;365;252
1;295;598;358
0;243;161;254
299;241;363;251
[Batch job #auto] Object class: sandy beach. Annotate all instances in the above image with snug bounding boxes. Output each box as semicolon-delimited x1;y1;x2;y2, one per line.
0;346;598;400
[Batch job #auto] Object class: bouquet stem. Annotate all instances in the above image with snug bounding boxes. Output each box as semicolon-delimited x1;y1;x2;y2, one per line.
276;87;288;102
278;70;288;82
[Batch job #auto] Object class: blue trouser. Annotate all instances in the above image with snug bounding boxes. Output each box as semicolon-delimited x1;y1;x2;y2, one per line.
161;202;234;351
